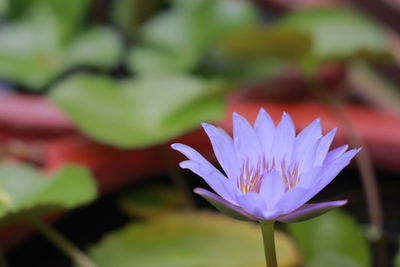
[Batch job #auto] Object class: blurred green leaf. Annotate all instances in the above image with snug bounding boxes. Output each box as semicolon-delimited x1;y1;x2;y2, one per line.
111;0;162;34
6;0;90;43
0;2;122;90
279;8;388;67
129;0;258;74
0;0;7;17
111;0;138;33
347;60;400;112
219;26;312;60
119;184;185;218
0;164;97;226
65;27;122;68
87;212;302;267
40;0;91;43
0;3;62;89
212;26;310;80
0;20;122;90
128;46;196;75
395;238;400;267
50;73;227;148
287;209;371;267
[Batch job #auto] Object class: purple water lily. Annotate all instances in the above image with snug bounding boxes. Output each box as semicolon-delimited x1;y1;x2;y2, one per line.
172;109;360;222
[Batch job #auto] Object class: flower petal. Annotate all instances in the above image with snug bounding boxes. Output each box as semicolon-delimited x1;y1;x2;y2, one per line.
270;113;295;167
254;108;275;159
297;140;319;176
201;123;240;182
297;166;323;189
311;148;361;196
194;188;257;221
235;192;268;220
171;143;236;203
179;160;236;204
324;144;348;164
233;112;263;171
292;118;322;171
234;192;281;220
314;128;337;166
171;143;213;168
277;200;347;222
259;169;285;210
276;148;360;214
274;187;309;215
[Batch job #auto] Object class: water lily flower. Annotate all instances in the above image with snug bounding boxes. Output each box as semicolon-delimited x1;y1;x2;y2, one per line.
172;109;360;223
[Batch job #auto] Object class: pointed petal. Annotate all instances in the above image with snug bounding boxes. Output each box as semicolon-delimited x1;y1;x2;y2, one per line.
171;143;213;168
171;143;236;203
179;160;236;204
312;148;361;196
292;119;322;172
254;108;275;159
324;144;348;164
201;123;240;181
277;200;347;223
260;170;285;210
194;188;257;221
270;113;295;167
276;148;360;214
233;113;263;170
314;129;337;166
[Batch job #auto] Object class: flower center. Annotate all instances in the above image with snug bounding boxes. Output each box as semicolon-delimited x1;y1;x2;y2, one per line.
237;158;299;193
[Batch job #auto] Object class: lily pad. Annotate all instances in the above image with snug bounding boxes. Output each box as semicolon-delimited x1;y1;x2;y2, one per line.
118;184;186;218
0;2;122;90
0;163;97;226
0;0;7;17
287;209;371;267
88;212;302;267
218;26;312;60
5;0;91;42
49;73;226;148
279;8;388;64
129;0;258;74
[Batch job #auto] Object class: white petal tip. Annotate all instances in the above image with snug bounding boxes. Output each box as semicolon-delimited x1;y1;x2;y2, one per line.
178;161;190;169
170;143;180;149
282;112;292;120
201;122;215;132
232;112;241;119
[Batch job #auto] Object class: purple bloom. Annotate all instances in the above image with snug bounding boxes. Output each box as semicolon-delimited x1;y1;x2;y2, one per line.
172;109;360;222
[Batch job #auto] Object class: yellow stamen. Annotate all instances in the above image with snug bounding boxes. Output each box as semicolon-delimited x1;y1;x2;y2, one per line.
238;158;300;193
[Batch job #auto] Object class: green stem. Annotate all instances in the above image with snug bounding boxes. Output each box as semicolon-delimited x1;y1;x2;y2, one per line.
27;217;98;267
0;247;8;267
157;145;196;209
260;221;277;267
